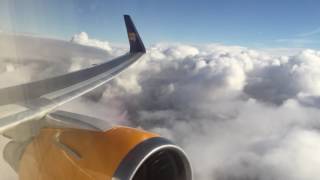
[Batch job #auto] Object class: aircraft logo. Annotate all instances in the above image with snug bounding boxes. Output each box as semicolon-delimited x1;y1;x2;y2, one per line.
128;32;137;42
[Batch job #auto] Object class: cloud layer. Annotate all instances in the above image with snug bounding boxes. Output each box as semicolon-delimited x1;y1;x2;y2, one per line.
83;42;320;180
1;33;320;179
70;32;112;52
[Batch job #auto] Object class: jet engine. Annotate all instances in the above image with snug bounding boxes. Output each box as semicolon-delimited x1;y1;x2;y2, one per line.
4;111;192;180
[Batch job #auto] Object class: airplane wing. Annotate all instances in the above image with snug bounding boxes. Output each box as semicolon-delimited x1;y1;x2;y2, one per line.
0;15;146;133
0;15;193;180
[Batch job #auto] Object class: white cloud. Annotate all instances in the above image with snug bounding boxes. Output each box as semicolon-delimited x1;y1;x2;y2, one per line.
298;27;320;37
275;38;315;47
264;129;320;180
71;32;112;52
88;42;320;180
2;33;320;179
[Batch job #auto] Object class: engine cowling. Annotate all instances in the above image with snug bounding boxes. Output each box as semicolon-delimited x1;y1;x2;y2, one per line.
17;126;192;180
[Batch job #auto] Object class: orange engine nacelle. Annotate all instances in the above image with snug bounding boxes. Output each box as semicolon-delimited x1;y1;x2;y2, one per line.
17;127;192;180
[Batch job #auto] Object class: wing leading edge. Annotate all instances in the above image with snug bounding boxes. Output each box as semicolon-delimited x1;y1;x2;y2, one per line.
0;15;145;133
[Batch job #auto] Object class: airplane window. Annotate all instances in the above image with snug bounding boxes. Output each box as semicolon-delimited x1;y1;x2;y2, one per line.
1;1;320;180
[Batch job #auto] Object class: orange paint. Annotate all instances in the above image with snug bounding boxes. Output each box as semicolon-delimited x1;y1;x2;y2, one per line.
19;127;158;180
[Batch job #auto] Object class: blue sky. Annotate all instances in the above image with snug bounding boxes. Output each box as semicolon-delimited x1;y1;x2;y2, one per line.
1;0;320;48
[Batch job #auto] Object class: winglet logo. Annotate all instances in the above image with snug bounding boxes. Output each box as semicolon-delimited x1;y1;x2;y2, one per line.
128;32;136;42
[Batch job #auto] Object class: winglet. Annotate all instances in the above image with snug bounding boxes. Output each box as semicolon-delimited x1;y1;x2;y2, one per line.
124;15;146;53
